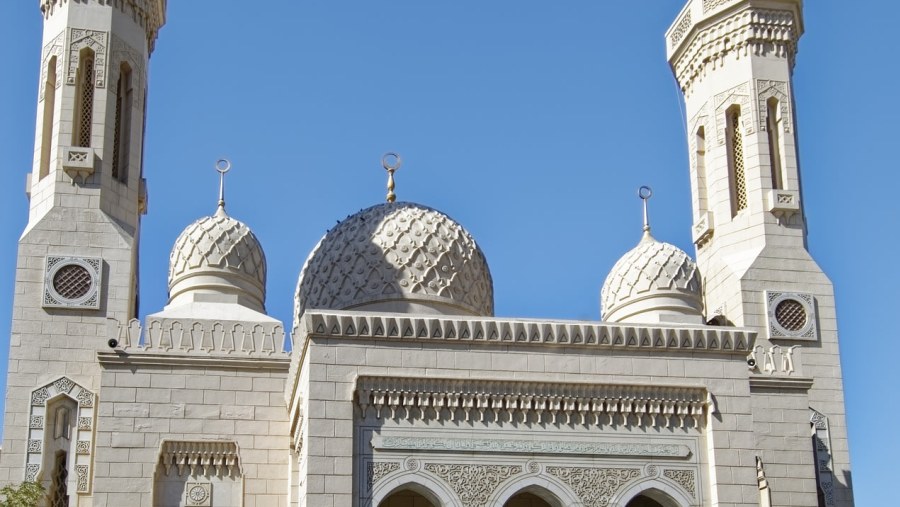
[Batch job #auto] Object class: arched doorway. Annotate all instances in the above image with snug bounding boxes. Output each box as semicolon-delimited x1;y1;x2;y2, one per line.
504;491;554;507
379;489;437;507
626;495;665;507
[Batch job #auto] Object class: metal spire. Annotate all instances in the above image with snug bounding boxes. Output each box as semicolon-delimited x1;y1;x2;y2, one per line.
639;185;653;239
216;159;231;214
382;152;402;203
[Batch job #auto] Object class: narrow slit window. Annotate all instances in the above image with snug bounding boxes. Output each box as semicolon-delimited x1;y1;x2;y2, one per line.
695;126;708;214
72;49;95;148
726;106;748;216
766;97;785;190
39;56;57;180
112;63;133;183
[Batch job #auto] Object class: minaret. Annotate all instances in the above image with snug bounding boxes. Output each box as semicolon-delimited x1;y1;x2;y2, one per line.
1;0;165;500
668;1;852;506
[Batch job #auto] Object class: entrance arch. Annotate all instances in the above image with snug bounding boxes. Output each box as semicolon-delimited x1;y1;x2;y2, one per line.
505;491;555;507
613;481;694;507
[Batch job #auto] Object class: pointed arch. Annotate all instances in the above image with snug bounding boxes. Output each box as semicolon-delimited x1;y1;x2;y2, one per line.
725;104;748;216
611;479;696;507
489;475;582;507
72;47;96;148
26;377;96;496
39;55;58;179
371;472;459;507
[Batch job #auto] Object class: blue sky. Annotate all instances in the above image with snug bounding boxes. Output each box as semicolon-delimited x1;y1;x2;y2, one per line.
1;1;897;504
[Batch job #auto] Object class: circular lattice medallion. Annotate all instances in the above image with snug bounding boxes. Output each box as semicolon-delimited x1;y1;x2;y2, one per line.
43;256;102;309
766;291;816;340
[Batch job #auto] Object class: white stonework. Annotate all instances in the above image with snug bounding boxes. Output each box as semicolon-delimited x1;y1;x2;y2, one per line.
0;0;854;506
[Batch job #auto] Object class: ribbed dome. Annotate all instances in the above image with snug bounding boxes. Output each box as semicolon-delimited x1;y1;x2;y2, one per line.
168;206;267;311
601;232;702;323
294;202;493;321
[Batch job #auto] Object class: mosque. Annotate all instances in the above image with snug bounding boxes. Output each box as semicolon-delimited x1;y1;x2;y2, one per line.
0;0;854;506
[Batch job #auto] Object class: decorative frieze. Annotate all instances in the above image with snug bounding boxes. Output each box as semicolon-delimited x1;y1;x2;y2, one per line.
670;11;692;48
67;29;108;88
39;31;65;101
357;376;709;430
303;310;753;355
670;8;800;95
546;466;641;507
424;463;521;507
373;435;692;459
159;440;241;477
41;1;166;53
748;344;800;376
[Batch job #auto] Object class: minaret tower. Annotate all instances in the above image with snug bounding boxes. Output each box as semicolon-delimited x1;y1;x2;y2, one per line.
1;0;165;500
668;1;852;505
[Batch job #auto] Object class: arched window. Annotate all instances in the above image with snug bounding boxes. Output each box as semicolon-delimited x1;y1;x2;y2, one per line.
695;125;708;214
379;489;438;507
726;105;748;216
72;48;95;148
44;396;76;507
39;56;57;180
112;62;133;183
766;97;785;190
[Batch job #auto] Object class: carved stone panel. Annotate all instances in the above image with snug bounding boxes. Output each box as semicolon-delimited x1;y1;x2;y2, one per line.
546;466;641;507
424;463;521;507
67;29;108;88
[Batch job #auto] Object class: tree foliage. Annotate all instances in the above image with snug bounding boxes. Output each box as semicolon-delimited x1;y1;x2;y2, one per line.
0;482;45;507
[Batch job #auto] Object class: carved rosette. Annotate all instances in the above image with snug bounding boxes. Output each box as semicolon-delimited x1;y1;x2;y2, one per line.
26;377;97;493
424;463;521;507
546;466;641;507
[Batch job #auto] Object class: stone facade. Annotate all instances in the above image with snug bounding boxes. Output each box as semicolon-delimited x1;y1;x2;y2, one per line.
0;0;853;506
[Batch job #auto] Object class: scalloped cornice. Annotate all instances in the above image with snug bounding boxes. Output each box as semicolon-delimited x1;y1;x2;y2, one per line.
39;0;166;52
299;310;755;354
667;2;802;97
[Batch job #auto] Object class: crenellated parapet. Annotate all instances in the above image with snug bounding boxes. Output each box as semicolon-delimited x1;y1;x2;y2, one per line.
105;316;289;360
666;0;803;97
39;0;166;52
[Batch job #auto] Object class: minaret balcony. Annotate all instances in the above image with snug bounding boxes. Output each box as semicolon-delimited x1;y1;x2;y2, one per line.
61;146;96;184
766;189;801;220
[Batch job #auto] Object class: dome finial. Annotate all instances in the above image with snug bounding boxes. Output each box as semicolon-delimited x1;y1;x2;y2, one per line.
382;152;402;203
215;159;231;214
639;185;653;237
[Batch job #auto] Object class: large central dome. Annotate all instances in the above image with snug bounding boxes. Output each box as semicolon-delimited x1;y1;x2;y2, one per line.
294;202;493;321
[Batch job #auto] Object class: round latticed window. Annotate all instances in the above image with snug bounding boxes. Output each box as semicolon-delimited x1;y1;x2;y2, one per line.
43;256;102;309
52;264;92;300
774;298;807;332
766;291;817;340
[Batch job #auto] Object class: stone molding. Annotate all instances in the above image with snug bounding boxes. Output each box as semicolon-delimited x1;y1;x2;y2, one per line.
40;0;166;52
748;376;813;391
106;317;288;358
372;435;692;459
39;31;65;101
670;6;801;96
26;377;97;494
158;440;241;477
357;376;709;429
303;310;753;354
96;350;290;371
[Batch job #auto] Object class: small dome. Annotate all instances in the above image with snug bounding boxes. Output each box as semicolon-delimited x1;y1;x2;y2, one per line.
601;231;702;323
168;206;267;311
294;202;493;322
